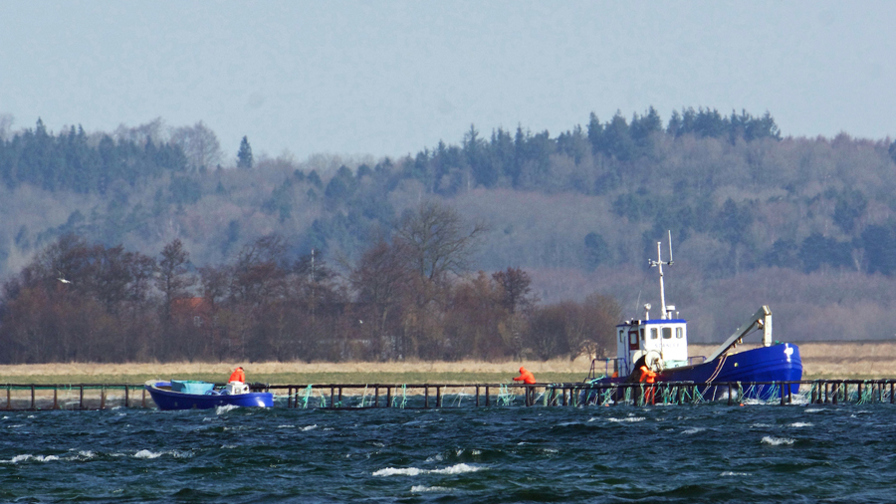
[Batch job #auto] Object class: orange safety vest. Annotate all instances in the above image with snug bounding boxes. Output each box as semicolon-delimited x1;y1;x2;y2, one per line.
229;367;245;383
639;365;656;384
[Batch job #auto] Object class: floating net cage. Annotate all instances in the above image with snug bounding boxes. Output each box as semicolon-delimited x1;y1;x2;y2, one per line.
3;380;895;411
275;380;896;409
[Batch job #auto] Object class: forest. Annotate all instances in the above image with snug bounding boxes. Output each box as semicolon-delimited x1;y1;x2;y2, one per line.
1;107;896;364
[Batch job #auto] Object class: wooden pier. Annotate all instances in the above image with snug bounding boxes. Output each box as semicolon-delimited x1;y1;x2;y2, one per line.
2;383;150;411
3;380;896;411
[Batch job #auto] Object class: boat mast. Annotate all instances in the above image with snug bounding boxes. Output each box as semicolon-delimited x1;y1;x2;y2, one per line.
648;231;674;319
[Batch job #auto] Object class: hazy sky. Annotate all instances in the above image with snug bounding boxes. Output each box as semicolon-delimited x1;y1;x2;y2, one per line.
2;2;894;164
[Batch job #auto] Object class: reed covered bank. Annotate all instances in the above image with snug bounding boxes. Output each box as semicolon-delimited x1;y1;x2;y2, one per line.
0;342;891;384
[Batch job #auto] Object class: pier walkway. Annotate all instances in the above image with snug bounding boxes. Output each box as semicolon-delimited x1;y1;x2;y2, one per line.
2;380;896;411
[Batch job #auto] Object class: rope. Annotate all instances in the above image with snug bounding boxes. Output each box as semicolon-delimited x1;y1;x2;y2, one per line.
453;387;465;407
302;385;313;409
706;353;729;384
359;385;369;408
603;388;615;406
498;384;514;406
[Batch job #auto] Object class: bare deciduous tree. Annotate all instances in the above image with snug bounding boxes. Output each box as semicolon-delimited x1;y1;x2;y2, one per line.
170;121;222;172
395;200;488;282
157;239;195;321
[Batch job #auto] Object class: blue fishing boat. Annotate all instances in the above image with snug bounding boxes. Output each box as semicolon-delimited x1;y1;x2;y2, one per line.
584;233;802;402
145;379;274;410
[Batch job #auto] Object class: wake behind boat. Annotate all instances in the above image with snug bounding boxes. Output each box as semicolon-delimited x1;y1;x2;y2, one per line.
585;232;802;402
145;379;274;410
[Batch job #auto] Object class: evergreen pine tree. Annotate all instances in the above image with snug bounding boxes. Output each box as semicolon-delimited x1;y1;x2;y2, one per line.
237;136;253;170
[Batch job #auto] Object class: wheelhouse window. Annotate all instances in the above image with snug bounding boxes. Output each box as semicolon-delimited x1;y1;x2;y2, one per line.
662;327;672;339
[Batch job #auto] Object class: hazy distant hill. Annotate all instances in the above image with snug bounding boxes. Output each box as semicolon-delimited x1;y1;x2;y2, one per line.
2;108;896;346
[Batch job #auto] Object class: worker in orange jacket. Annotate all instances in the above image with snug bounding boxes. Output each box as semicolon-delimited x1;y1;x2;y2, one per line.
229;366;246;383
513;366;536;384
513;366;537;405
639;364;657;404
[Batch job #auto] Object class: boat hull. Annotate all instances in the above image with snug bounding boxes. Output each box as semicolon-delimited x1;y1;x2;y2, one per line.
584;343;802;403
145;381;274;410
660;343;802;399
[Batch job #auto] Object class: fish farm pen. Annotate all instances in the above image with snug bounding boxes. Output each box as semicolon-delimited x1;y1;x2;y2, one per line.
3;380;896;411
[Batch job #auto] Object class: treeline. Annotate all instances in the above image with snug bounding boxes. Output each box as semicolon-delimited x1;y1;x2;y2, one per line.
0;201;620;364
0;119;190;194
3;107;896;344
307;108;896;279
5;108;896;282
393;107;781;196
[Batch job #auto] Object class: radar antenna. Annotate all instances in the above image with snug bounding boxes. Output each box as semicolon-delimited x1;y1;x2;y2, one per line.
667;229;673;265
648;231;674;319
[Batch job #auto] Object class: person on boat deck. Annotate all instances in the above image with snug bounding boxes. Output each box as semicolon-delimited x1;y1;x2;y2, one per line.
229;366;246;383
639;364;657;404
513;366;536;384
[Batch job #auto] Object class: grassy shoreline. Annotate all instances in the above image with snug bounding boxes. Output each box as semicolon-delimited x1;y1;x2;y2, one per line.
0;342;893;384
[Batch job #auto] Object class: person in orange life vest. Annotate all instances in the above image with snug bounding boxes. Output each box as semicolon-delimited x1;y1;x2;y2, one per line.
513;366;536;384
639;364;657;404
229;366;246;383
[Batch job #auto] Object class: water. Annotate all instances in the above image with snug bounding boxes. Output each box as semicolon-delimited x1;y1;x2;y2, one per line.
3;403;896;503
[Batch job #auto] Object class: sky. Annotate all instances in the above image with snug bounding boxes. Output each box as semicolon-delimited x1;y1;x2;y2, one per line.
1;2;894;164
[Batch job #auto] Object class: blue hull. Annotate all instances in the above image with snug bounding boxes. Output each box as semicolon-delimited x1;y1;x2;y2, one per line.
585;343;802;403
660;343;802;399
146;381;274;410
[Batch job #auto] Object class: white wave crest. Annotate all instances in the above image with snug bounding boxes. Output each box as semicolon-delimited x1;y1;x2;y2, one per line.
789;422;813;428
606;417;646;423
216;404;240;414
720;471;751;476
411;485;453;493
373;463;482;477
8;454;61;463
375;467;423;477
681;427;706;435
134;450;163;459
761;436;795;446
301;424;318;431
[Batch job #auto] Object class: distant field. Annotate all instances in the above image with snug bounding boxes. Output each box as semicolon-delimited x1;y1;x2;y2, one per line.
0;343;891;385
0;357;594;386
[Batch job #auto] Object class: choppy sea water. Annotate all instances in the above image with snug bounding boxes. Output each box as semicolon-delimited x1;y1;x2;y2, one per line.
3;403;896;503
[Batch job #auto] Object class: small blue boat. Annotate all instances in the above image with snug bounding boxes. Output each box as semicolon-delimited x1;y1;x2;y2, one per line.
584;233;803;402
145;379;274;410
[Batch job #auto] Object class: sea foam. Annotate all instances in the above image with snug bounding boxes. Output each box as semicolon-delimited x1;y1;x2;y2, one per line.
411;485;453;493
373;463;482;477
761;436;795;446
134;449;163;459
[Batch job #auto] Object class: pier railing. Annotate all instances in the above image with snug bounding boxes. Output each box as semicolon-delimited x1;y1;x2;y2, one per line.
3;380;895;410
2;383;150;411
